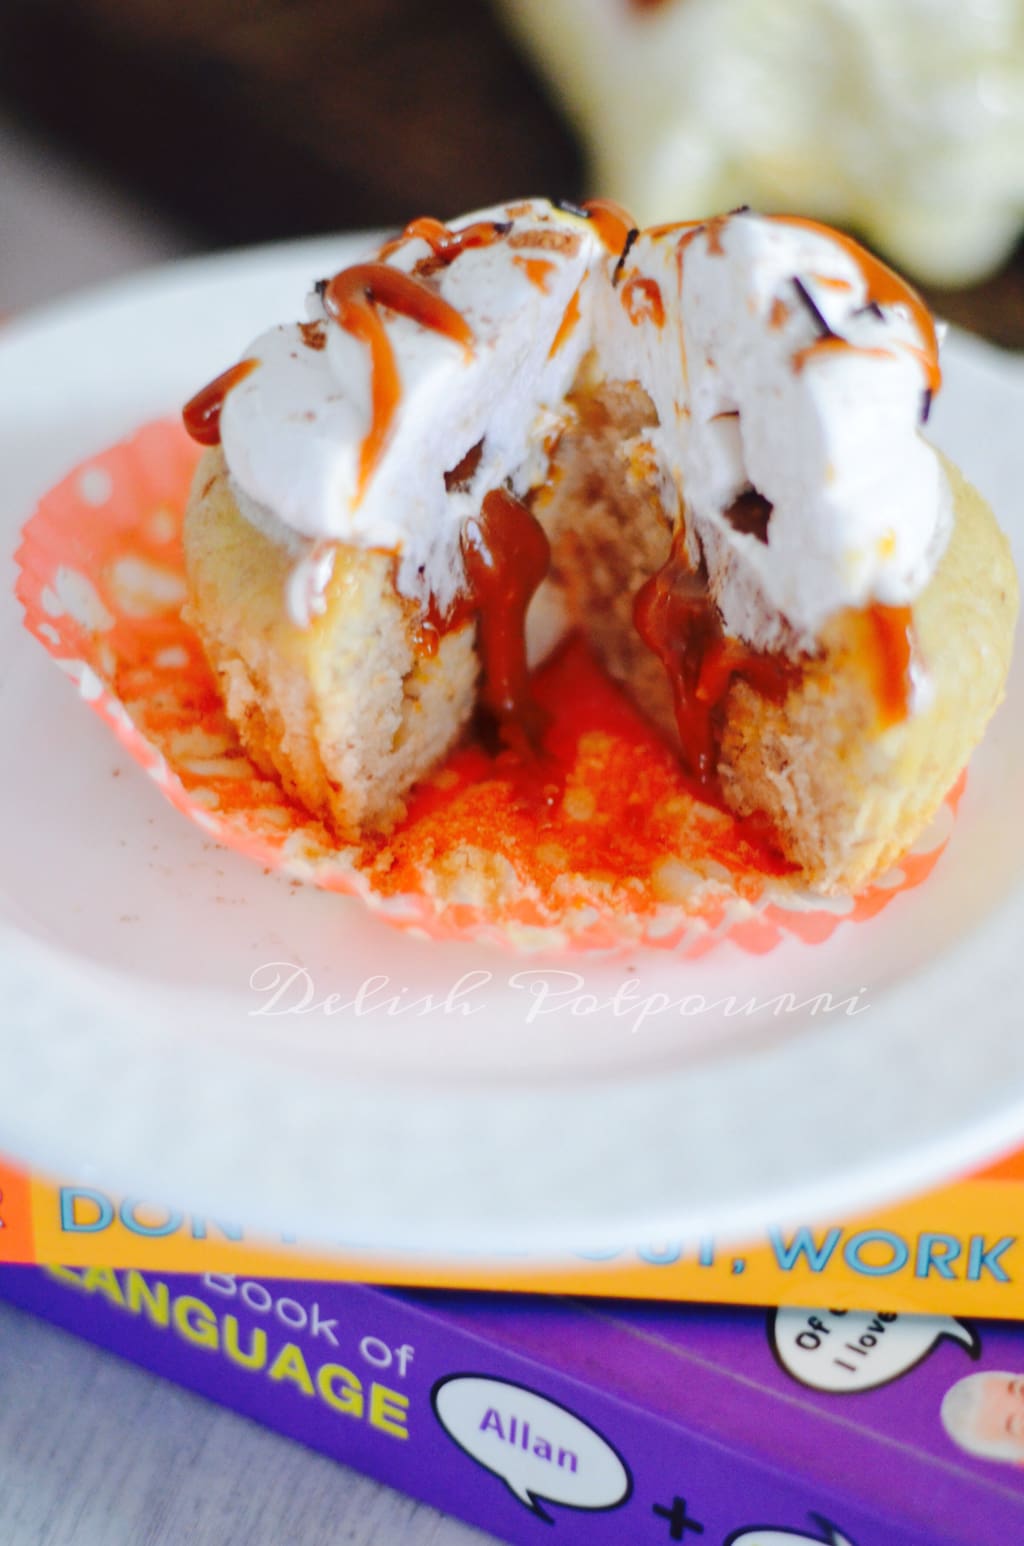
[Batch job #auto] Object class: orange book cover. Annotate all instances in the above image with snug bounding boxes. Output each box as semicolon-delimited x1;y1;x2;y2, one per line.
3;1147;1023;1317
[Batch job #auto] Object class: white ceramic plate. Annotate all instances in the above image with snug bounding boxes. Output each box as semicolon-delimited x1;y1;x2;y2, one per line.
2;237;1024;1255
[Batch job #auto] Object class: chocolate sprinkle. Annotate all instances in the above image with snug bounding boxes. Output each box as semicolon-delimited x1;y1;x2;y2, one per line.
920;388;933;424
855;300;885;322
313;278;328;301
723;487;772;544
444;438;485;493
612;227;640;286
555;198;590;220
791;276;836;339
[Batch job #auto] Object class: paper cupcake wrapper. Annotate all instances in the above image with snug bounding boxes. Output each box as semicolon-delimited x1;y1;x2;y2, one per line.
15;419;962;955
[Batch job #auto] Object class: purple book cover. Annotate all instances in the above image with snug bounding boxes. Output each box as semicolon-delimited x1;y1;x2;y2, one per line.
2;1265;1022;1545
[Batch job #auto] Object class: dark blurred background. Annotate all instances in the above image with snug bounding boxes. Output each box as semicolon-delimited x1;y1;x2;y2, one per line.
0;0;1021;343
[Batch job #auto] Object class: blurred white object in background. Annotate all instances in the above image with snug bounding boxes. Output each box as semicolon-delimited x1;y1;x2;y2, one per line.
498;0;1024;285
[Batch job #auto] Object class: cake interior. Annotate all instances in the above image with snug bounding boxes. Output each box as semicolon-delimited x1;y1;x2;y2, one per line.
532;366;679;744
528;359;789;792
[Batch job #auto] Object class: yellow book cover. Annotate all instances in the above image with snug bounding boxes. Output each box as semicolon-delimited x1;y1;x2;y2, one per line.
3;1147;1023;1316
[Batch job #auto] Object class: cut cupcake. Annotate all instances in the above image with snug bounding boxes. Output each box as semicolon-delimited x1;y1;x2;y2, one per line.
182;199;1017;898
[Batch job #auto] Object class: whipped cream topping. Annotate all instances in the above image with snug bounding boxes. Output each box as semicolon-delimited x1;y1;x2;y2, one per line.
212;198;949;653
220;201;603;618
594;212;951;649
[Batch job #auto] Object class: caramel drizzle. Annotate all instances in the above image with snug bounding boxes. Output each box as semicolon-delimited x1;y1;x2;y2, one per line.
322;216;515;495
323;263;474;495
676;212;733;257
634;536;916;789
379;215;511;264
645;219;704;242
622;274;665;327
633;531;795;788
811;273;854;291
411;487;551;738
182;359;260;446
579;197;637;254
461;488;552;733
513;255;558;293
773;216;942;394
792;334;893;373
548;284;583;358
658;209;939;393
861;604;914;728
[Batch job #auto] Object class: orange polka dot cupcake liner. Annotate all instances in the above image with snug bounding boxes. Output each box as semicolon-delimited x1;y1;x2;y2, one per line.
15;419;963;955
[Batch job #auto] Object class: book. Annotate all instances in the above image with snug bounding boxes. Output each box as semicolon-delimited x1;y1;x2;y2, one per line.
3;1147;1024;1317
2;1261;1021;1545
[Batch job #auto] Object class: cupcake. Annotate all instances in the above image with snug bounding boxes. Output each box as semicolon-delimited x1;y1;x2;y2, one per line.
180;198;1016;906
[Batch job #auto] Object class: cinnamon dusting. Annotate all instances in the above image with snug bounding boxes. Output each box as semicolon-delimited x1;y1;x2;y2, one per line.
507;227;583;256
298;321;327;351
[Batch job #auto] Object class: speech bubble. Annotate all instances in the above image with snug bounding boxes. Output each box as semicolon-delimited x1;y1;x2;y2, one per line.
726;1519;855;1546
431;1373;632;1522
770;1306;980;1393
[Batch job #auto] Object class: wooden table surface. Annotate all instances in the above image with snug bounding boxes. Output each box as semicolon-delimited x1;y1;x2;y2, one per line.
0;1299;493;1546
